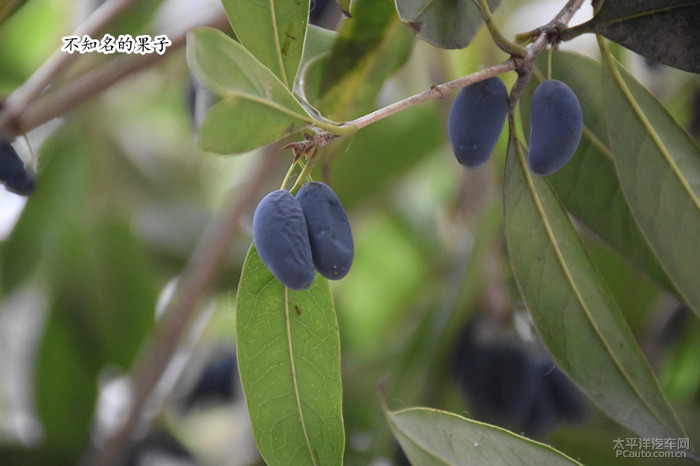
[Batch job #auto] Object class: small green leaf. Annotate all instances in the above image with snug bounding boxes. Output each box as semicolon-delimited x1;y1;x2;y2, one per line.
236;245;344;466
337;0;353;16
503;137;687;441
186;28;315;153
220;0;309;88
520;51;676;294
187;28;311;115
198;97;308;154
600;39;700;317
564;1;700;73
395;0;499;49
385;406;581;465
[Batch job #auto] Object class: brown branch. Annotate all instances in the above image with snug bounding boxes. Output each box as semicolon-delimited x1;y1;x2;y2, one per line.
0;0;136;132
3;12;229;138
285;0;588;154
84;148;277;466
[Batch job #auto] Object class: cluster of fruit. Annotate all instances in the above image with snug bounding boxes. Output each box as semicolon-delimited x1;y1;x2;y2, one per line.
253;181;353;290
451;322;588;439
448;77;583;175
0;141;35;196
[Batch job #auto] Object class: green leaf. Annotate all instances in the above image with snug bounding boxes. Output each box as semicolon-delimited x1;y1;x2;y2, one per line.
519;51;676;294
318;0;414;120
337;0;353;16
198;97;309;154
236;245;344;465
600;40;700;317
395;0;499;49
220;0;309;88
385;406;581;465
503;137;687;441
294;24;336;114
186;27;315;153
564;0;700;73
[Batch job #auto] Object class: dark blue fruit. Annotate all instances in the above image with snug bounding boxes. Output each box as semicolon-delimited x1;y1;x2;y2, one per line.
252;190;315;290
528;80;583;176
296;182;353;280
448;77;508;168
0;142;35;196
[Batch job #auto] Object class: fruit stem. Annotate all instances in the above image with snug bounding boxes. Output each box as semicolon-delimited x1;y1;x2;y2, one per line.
280;158;299;190
473;0;527;58
290;148;317;193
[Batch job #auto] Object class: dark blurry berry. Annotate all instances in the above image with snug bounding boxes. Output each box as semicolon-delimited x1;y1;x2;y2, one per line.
0;142;35;196
184;351;238;408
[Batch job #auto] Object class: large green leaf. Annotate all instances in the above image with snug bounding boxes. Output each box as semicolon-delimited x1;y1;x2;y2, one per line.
600;40;700;317
519;51;675;294
186;27;315;153
395;0;499;49
221;0;309;88
385;406;581;465
563;1;700;73
503;138;686;440
236;245;344;465
318;0;414;120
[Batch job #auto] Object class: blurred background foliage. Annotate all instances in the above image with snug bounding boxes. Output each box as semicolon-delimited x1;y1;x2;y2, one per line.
0;0;698;464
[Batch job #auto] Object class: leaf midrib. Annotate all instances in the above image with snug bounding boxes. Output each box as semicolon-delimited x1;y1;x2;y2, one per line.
269;0;289;87
284;287;317;466
600;38;700;215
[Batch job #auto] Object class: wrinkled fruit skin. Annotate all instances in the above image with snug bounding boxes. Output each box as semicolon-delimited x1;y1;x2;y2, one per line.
527;80;583;176
448;77;508;168
0;142;35;196
252;190;315;290
296;182;353;280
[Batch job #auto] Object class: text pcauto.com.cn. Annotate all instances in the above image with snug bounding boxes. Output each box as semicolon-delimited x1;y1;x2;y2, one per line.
612;437;690;459
61;34;172;55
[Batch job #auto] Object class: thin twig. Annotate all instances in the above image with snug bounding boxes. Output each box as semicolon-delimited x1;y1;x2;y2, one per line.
287;0;587;154
0;0;135;132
